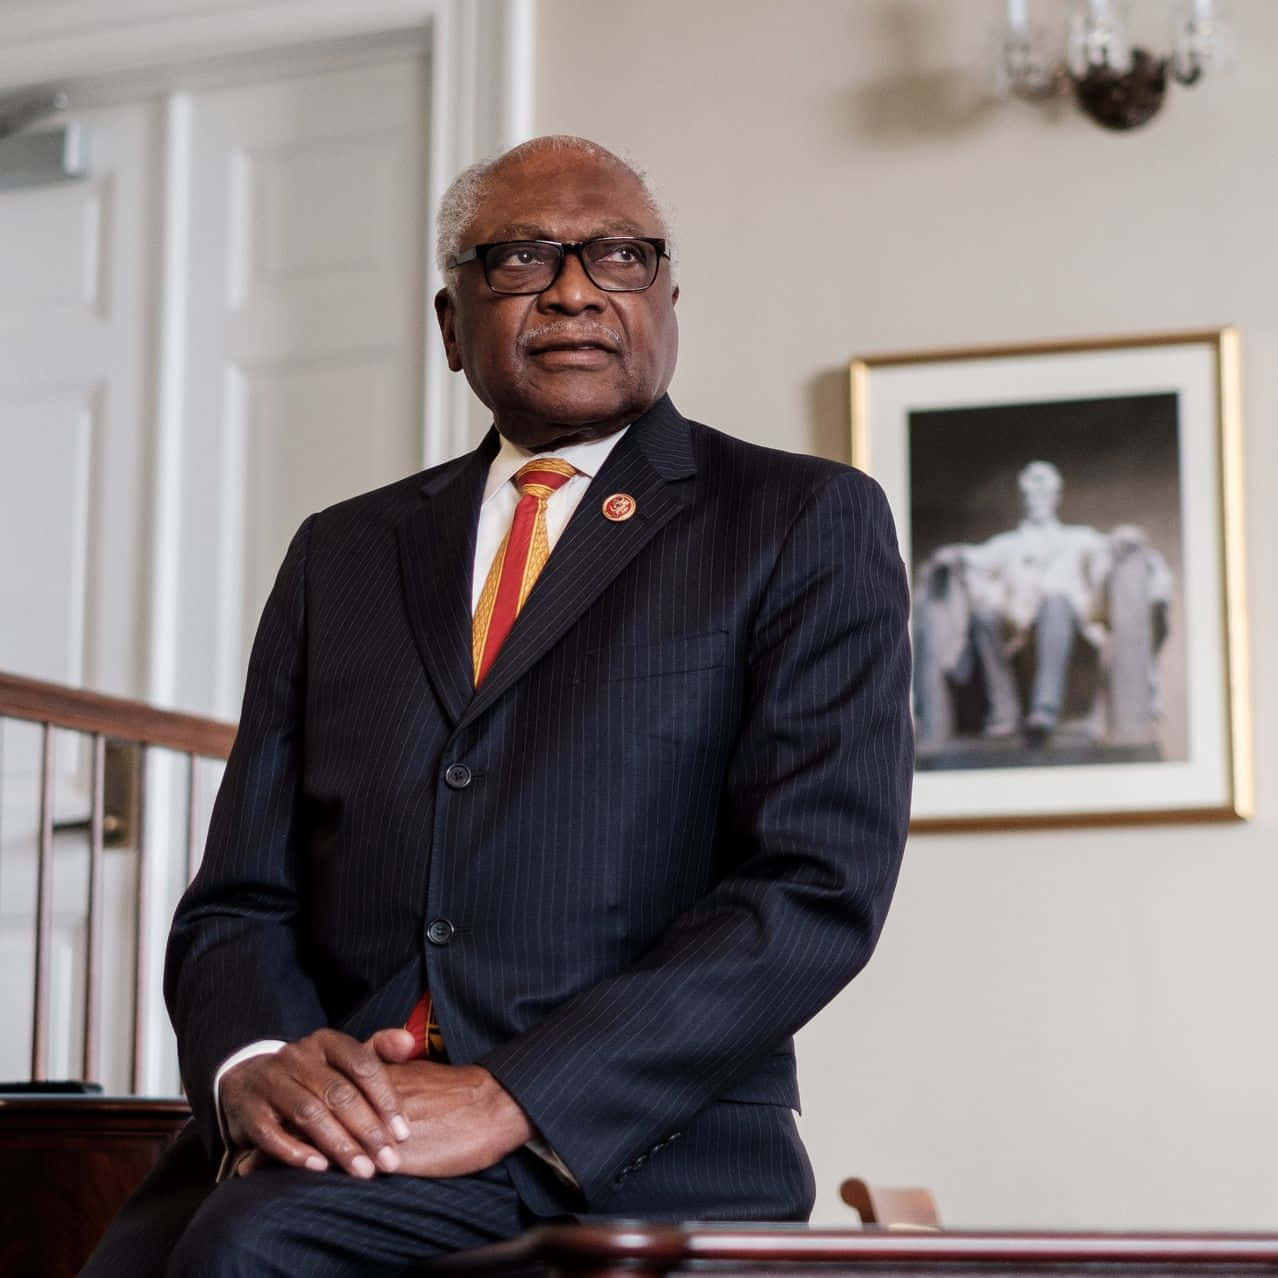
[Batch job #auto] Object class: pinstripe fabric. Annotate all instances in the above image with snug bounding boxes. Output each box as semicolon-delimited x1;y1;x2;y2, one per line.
81;1125;531;1278
166;1145;528;1276
162;395;912;1245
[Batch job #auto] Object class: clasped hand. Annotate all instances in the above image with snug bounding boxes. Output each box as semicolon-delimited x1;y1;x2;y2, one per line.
221;1026;532;1179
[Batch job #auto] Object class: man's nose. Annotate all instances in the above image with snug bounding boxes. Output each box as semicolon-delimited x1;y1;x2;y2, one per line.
537;250;605;313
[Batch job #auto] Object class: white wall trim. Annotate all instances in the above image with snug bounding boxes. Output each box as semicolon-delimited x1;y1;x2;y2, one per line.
147;93;192;710
0;2;489;94
423;0;536;466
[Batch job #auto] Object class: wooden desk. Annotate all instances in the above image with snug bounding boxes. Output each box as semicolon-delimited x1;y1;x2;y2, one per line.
425;1224;1278;1278
0;1094;190;1277
2;1101;1273;1278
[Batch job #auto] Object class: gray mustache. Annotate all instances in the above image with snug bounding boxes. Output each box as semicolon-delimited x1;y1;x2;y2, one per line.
518;322;622;353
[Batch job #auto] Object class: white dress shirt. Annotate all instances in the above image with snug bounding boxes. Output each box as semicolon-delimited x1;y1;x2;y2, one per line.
212;425;629;1176
470;427;629;610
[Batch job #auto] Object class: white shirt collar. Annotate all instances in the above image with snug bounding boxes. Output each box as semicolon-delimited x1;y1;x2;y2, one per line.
482;426;630;504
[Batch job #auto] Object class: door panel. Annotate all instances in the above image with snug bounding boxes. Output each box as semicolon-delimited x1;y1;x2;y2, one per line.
0;389;96;685
0;98;159;698
0;179;103;320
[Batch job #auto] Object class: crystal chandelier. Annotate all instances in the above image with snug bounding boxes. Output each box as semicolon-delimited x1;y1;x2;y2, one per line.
997;1;1236;129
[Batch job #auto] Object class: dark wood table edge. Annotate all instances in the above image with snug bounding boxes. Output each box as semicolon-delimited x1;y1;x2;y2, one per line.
0;1095;190;1110
0;1095;190;1123
426;1226;1278;1275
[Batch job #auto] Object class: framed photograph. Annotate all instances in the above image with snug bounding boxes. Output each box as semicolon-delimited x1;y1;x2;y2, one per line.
851;329;1251;832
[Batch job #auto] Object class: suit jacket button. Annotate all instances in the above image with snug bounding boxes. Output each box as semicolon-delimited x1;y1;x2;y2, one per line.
444;763;472;789
427;918;455;945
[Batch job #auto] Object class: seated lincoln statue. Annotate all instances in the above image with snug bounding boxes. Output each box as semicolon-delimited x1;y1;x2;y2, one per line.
913;460;1172;765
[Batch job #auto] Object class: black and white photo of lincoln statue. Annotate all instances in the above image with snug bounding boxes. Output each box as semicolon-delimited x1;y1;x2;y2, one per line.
909;392;1187;771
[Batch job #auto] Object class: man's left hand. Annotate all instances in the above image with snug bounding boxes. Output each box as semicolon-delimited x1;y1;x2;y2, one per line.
371;1027;533;1176
235;1028;532;1178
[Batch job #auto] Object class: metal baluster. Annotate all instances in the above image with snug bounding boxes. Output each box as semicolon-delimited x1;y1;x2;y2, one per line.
185;753;200;884
130;744;148;1094
31;723;54;1080
82;732;105;1082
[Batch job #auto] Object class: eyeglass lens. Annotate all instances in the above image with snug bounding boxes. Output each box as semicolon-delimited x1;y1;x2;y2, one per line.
484;239;659;294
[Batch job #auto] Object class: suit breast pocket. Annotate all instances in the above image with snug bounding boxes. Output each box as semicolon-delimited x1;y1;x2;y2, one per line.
572;630;728;684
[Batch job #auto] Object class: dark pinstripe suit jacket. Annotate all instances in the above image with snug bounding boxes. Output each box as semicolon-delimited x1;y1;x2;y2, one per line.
165;395;912;1222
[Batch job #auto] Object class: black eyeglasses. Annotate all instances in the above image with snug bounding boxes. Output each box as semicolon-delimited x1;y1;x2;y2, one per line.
447;237;669;295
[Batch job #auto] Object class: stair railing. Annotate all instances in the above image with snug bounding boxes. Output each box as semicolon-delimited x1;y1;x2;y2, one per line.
0;672;235;1092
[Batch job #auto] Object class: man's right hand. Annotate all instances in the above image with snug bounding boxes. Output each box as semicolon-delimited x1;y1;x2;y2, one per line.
220;1028;411;1178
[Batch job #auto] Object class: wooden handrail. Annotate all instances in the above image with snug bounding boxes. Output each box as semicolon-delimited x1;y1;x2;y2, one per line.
0;671;236;759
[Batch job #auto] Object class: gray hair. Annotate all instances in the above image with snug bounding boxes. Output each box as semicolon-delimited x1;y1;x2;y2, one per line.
435;135;677;285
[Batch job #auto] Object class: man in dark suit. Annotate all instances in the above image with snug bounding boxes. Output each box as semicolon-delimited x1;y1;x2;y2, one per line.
82;135;912;1276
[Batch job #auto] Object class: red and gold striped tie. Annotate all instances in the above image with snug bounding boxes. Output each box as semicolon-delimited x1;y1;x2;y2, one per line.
472;456;578;686
404;456;577;1060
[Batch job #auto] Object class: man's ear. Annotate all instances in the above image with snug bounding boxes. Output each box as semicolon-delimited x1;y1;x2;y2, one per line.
434;287;464;372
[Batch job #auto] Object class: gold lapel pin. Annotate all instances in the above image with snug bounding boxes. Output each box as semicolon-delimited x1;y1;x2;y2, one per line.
602;493;637;522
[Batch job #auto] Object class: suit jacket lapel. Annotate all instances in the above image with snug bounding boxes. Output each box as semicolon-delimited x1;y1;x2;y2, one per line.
461;396;697;727
396;433;498;726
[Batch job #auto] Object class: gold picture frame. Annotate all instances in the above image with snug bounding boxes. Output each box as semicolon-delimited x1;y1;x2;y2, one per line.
851;329;1250;833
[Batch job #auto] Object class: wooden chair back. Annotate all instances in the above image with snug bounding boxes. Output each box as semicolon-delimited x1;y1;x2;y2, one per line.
840;1177;941;1229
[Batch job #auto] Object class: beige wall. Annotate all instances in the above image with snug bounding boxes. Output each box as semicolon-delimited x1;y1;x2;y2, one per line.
536;0;1277;1230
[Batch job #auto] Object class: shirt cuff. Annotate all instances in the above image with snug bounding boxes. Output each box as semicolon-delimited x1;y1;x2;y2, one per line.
213;1039;286;1181
527;1135;580;1188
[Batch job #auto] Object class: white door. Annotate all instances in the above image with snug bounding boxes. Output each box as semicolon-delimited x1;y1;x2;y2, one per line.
0;49;430;1094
